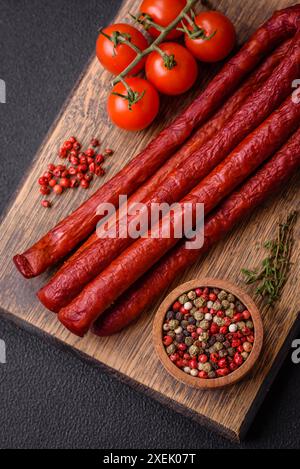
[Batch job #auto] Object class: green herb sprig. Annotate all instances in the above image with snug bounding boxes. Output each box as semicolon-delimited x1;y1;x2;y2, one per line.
242;211;298;305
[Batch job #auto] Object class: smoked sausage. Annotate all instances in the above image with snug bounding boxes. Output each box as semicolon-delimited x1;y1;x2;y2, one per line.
94;127;300;335
38;37;299;312
58;94;300;336
14;6;300;278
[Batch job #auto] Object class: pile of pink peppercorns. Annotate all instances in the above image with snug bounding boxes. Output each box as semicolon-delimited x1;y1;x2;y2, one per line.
162;287;255;379
37;136;113;208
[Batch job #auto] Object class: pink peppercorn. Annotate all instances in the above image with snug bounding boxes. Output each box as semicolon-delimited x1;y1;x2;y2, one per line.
80;179;90;189
41;200;52;208
53;184;63;195
198;354;208;364
172;301;181;312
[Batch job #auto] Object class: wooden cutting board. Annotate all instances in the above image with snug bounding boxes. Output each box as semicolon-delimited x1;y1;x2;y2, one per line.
0;0;299;441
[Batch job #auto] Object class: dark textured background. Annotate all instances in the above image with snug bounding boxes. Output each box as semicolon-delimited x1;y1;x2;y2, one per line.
0;0;299;449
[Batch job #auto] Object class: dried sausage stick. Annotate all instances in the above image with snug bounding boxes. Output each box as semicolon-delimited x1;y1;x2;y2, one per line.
58;95;300;336
38;37;298;312
94;127;300;336
14;6;300;278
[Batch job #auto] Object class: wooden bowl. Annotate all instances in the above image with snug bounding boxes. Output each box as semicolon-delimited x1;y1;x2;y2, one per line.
153;278;263;389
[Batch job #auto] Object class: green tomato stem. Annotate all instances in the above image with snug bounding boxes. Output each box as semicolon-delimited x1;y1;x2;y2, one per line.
112;0;197;85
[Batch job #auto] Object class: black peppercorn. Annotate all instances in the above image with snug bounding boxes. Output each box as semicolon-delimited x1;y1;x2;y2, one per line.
176;333;184;343
188;317;196;325
175;312;183;321
166;311;174;320
208;336;217;347
236;302;245;313
215;333;225;342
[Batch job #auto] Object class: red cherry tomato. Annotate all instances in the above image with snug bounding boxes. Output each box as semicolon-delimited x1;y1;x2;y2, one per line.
145;42;198;96
107;78;160;131
96;23;148;75
139;0;187;39
184;11;236;62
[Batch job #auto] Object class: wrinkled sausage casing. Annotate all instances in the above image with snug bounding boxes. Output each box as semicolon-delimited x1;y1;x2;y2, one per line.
58;94;300;337
14;5;300;278
38;37;298;312
94;127;300;336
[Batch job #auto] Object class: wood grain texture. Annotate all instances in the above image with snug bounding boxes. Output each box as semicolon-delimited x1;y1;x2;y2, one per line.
0;0;299;441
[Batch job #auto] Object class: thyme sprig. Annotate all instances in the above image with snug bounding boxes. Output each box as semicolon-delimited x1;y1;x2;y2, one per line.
241;211;298;305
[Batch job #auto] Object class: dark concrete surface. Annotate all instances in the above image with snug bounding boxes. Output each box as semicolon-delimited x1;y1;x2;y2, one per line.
0;0;299;449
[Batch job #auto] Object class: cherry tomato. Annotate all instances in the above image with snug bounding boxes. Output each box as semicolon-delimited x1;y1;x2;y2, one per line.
96;23;148;75
184;11;236;62
145;42;198;96
139;0;186;39
107;78;160;131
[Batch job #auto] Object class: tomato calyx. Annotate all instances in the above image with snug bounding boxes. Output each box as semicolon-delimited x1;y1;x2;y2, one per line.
153;45;177;70
129;12;164;33
99;29;137;52
177;11;216;41
112;80;146;111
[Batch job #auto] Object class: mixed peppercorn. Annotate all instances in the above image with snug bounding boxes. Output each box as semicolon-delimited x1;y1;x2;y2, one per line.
162;286;255;379
37;136;114;208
